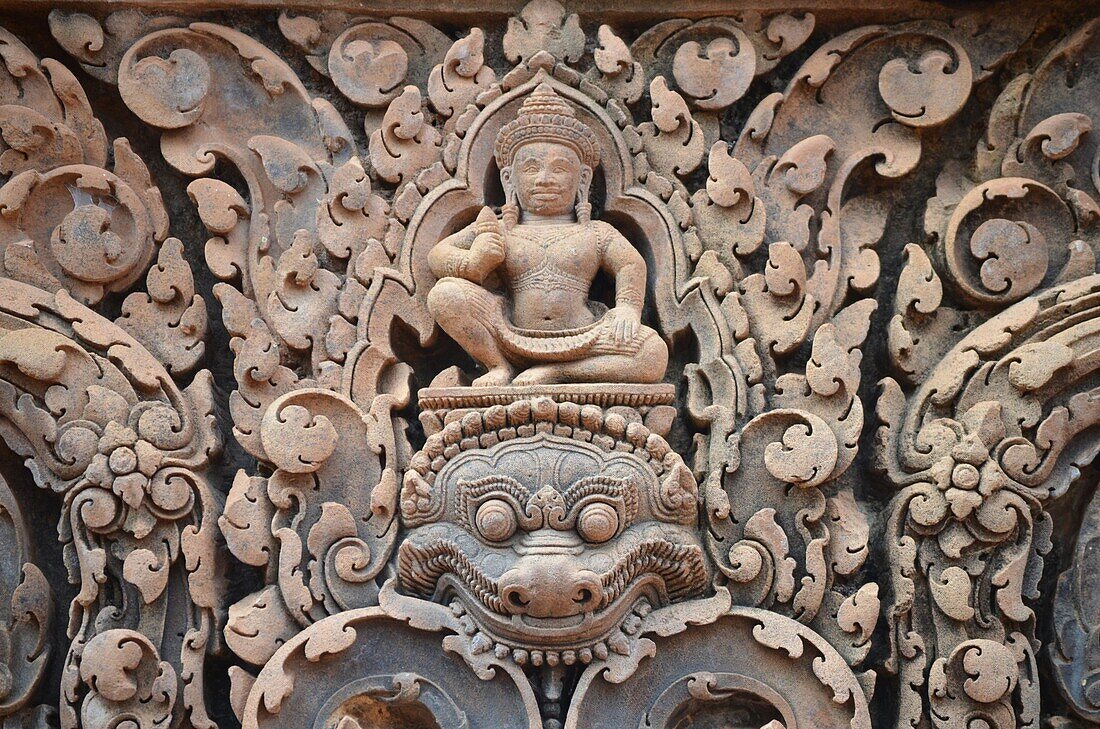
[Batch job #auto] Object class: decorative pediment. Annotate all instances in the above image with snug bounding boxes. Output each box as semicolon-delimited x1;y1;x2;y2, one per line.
6;1;1100;726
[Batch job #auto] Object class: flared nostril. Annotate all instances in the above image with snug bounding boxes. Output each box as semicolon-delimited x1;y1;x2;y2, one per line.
498;565;600;617
572;576;600;608
505;587;530;610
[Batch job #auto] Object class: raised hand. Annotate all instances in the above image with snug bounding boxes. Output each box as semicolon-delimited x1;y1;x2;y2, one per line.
470;230;505;274
467;206;506;280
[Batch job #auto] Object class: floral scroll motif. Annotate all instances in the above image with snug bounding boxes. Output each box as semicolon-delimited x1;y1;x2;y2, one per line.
0;24;218;729
875;16;1100;727
1;1;1098;727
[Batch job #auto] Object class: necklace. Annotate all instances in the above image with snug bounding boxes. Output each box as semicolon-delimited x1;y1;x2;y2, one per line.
510;223;588;251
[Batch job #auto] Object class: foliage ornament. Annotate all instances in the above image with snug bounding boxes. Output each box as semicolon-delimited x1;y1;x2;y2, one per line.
1;1;1100;726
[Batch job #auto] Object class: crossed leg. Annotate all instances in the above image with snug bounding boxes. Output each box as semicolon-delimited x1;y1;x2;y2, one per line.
429;278;670;386
427;277;515;386
511;331;668;385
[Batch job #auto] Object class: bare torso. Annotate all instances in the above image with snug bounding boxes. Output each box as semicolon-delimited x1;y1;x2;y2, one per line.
503;222;601;331
425;210;668;384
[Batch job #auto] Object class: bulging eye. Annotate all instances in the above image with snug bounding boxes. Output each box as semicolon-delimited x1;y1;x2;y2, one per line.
475;499;517;542
576;502;619;543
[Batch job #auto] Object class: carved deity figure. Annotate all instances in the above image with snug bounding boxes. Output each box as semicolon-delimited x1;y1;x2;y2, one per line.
427;84;669;386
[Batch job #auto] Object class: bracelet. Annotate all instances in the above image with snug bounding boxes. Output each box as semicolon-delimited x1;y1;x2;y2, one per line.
616;285;644;310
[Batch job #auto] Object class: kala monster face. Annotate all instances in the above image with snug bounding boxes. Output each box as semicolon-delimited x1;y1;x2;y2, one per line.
398;398;707;665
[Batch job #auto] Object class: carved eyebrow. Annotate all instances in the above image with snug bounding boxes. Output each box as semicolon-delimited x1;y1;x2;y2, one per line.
561;475;639;520
455;474;531;502
454;474;531;533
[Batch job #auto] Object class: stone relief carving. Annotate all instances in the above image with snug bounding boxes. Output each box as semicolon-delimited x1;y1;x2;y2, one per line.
1;0;1100;726
426;83;668;386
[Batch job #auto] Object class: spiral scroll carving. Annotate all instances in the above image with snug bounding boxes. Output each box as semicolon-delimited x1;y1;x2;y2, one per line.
0;1;1095;727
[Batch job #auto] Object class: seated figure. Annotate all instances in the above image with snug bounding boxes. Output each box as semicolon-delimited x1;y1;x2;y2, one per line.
427;84;669;386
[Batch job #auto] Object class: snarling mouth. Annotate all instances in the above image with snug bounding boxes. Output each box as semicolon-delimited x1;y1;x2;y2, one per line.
396;537;708;656
444;595;656;667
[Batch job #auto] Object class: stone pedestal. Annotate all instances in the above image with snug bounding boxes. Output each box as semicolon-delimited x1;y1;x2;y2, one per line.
417;383;677;436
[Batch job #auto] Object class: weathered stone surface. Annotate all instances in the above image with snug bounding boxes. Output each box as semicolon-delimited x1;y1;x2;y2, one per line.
1;0;1100;726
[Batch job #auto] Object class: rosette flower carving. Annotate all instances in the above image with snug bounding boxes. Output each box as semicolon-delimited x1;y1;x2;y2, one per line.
0;279;221;728
81;419;197;544
893;402;1036;608
878;275;1100;726
23;3;1098;727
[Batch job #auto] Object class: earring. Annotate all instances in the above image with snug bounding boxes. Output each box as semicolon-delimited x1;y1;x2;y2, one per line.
576;181;592;223
502;188;519;229
500;172;518;229
576;201;592;223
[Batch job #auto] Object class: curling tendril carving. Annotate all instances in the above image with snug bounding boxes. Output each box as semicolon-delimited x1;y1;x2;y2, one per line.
1;2;1099;727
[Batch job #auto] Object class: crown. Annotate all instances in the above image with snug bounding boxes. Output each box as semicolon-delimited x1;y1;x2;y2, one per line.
494;83;601;169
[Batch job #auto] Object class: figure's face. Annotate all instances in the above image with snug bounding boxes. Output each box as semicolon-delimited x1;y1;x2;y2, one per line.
507;141;588;218
398;427;707;666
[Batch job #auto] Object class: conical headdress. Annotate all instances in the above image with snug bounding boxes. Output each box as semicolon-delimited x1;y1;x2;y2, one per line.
494;83;601;169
